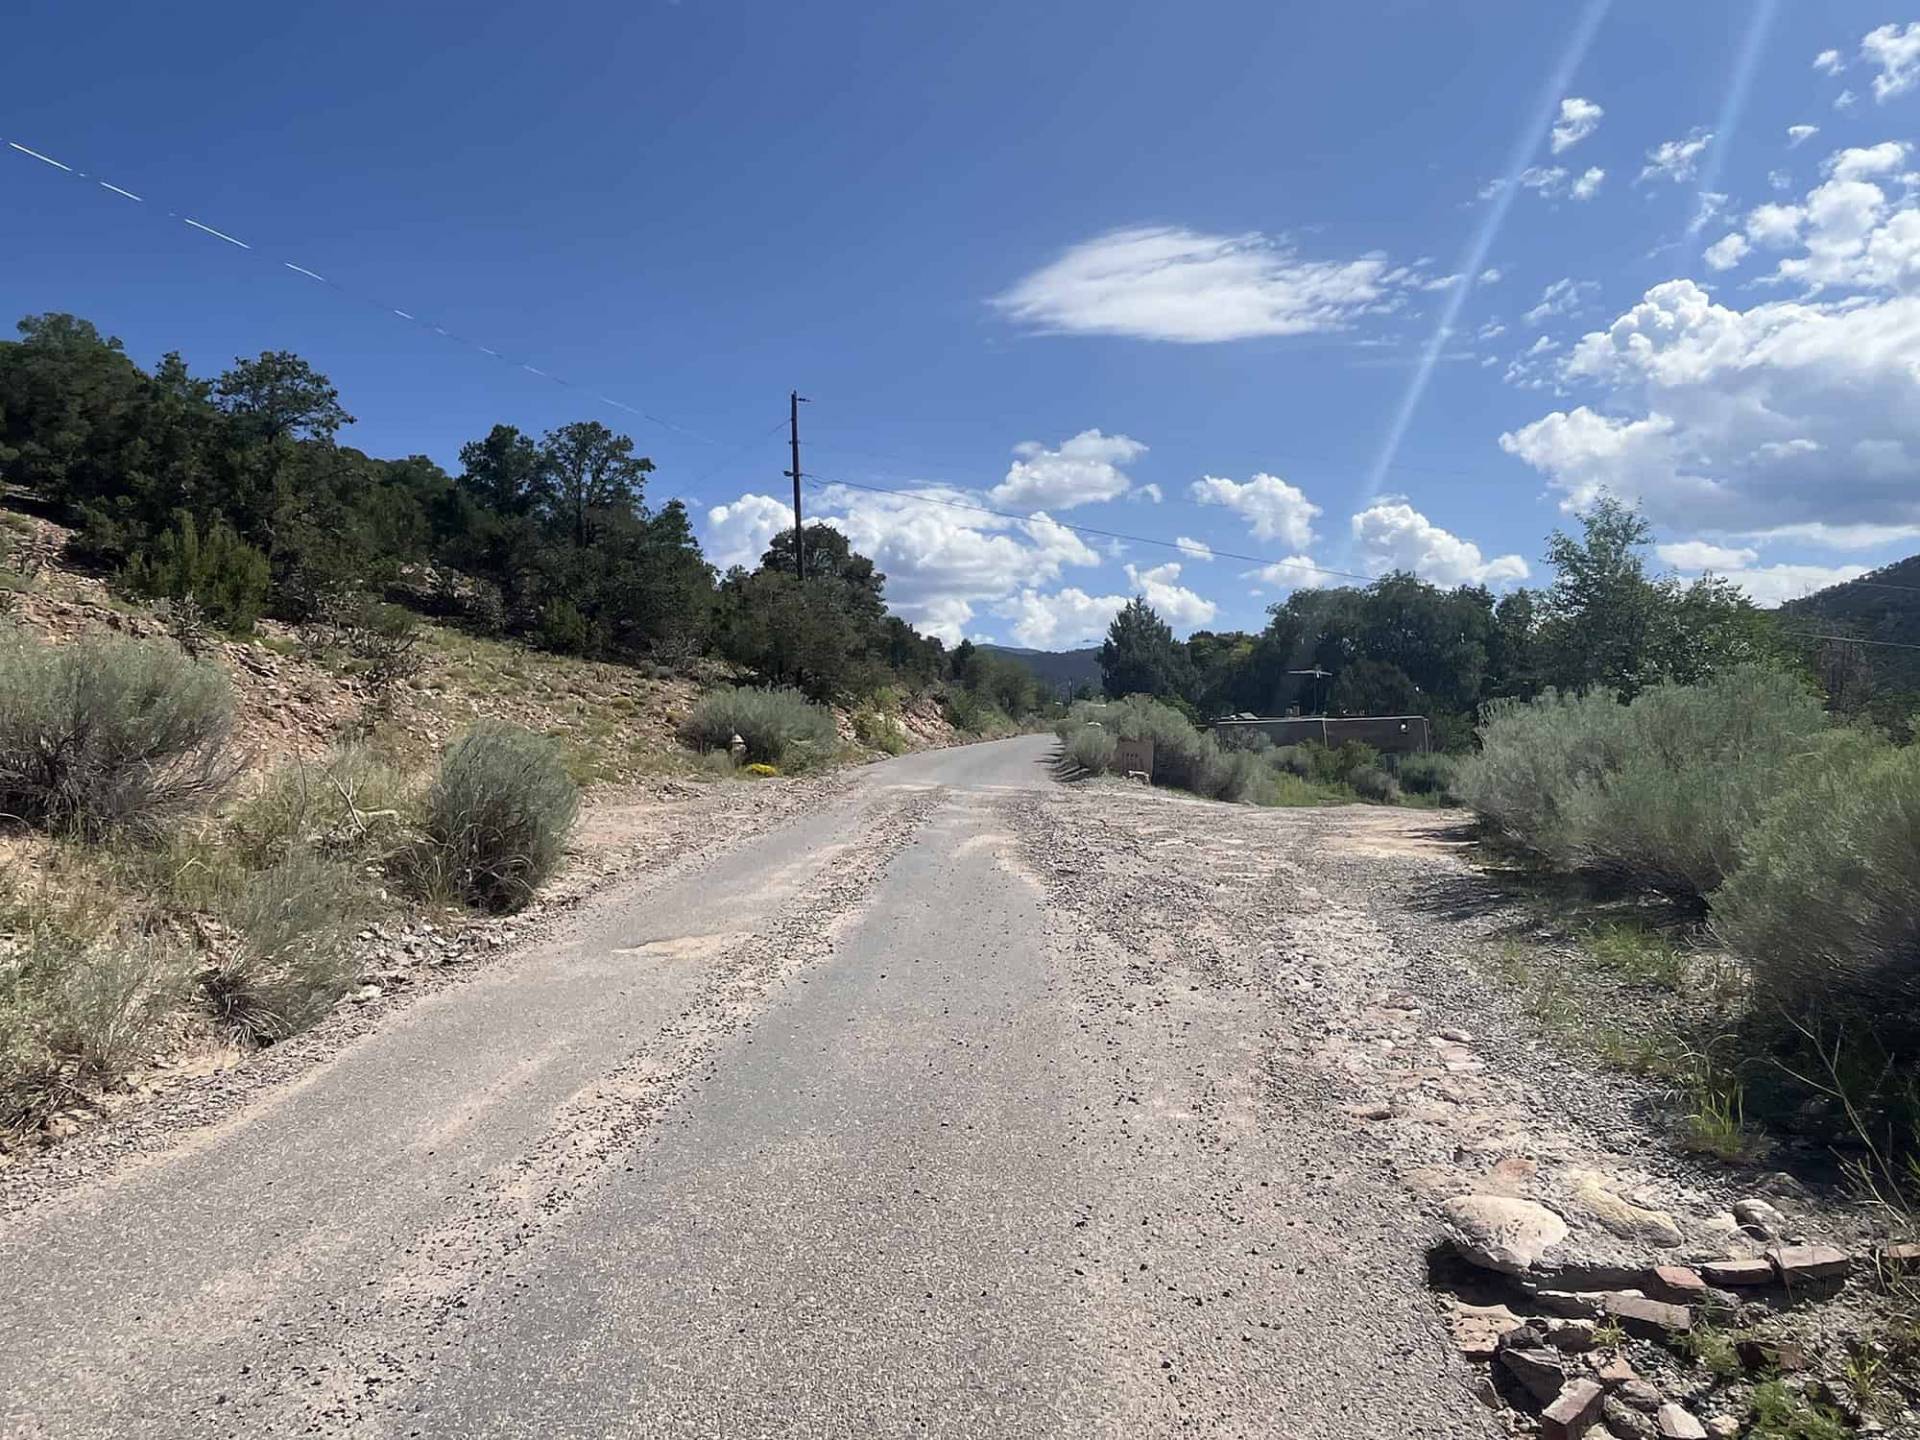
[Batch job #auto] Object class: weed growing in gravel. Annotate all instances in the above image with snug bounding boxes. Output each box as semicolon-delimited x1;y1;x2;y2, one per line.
1746;1379;1851;1440
1681;1320;1742;1379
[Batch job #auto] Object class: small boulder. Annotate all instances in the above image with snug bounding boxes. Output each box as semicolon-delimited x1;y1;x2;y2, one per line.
1444;1194;1570;1275
1603;1395;1660;1439
1603;1293;1692;1339
1502;1346;1572;1404
1572;1174;1685;1248
1657;1404;1708;1439
1732;1198;1788;1239
1649;1265;1707;1302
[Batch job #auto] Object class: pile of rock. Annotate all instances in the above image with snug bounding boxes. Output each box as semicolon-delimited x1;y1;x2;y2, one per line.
1439;1192;1917;1436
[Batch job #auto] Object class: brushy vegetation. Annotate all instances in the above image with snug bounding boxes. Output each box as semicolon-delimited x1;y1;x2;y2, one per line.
413;724;579;913
680;686;839;769
1715;739;1920;1046
202;849;378;1042
1457;667;1829;901
1459;662;1920;1173
1055;697;1415;807
0;880;194;1135
0;628;242;842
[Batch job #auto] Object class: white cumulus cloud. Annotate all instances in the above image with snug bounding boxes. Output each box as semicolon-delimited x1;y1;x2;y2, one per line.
994;587;1128;649
992;225;1404;344
1174;535;1215;561
1186;473;1321;548
1551;96;1605;153
1639;131;1714;184
1787;124;1821;148
1655;540;1759;570
1122;561;1217;628
1500;276;1920;537
1244;555;1327;593
1524;277;1599;325
1571;167;1607;201
704;493;794;569
1863;22;1920;101
1703;233;1751;270
989;429;1146;510
1814;48;1845;76
1351;501;1529;586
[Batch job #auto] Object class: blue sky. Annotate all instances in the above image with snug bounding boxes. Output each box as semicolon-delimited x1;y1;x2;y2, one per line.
5;1;1919;646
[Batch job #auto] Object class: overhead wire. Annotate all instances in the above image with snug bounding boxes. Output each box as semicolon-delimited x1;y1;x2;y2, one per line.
3;134;733;458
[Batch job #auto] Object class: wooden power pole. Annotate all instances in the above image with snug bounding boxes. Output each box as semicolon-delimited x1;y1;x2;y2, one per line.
787;390;808;580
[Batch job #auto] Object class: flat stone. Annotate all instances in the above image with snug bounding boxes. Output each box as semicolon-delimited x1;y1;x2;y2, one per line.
1657;1403;1708;1439
1616;1378;1663;1412
1543;1378;1609;1439
1573;1174;1685;1248
1603;1293;1692;1338
1444;1194;1570;1275
1590;1354;1640;1386
1701;1257;1773;1287
1732;1197;1788;1238
1527;1287;1608;1319
1502;1345;1572;1403
1704;1419;1740;1440
1765;1244;1851;1282
1650;1265;1706;1301
1546;1318;1600;1352
1448;1302;1525;1359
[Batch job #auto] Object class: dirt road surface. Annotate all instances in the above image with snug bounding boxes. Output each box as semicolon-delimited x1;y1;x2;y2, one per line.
0;735;1506;1439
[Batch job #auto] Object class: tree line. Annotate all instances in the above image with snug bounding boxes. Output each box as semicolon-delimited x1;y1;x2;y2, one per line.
0;312;1052;717
1095;497;1888;749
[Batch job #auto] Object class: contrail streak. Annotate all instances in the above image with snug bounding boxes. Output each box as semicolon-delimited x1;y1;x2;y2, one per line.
1351;0;1615;538
183;217;250;248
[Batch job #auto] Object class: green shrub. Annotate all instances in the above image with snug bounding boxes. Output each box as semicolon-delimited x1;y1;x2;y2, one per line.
945;687;1012;736
1069;698;1261;802
1455;688;1634;863
1459;667;1831;900
852;709;909;755
0;900;192;1133
0;630;241;842
1558;668;1829;897
413;724;578;912
118;513;270;632
1714;735;1916;1034
1393;752;1458;798
1271;744;1314;780
1331;740;1380;780
1349;765;1401;803
202;849;377;1043
681;686;838;768
1064;725;1116;774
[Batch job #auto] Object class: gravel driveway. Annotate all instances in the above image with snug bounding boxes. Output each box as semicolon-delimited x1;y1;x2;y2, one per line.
0;736;1507;1439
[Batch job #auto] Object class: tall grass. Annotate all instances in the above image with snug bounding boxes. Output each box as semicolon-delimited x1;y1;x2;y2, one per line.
681;686;838;768
0;631;241;841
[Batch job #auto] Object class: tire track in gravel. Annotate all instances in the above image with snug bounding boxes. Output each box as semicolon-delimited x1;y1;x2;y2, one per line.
235;783;951;1438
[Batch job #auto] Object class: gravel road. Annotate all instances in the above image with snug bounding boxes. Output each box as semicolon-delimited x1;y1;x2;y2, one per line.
0;736;1505;1439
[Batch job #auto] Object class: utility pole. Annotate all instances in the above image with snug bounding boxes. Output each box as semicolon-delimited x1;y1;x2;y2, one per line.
786;390;809;580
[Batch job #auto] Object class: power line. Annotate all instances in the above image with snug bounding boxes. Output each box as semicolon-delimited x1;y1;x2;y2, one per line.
1780;630;1920;653
4;134;732;455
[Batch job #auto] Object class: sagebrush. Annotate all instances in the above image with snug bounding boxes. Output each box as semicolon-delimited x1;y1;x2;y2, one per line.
680;686;837;768
413;724;578;911
0;630;241;841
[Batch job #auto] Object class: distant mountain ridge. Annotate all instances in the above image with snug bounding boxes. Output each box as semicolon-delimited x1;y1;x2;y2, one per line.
1780;553;1920;691
980;644;1102;694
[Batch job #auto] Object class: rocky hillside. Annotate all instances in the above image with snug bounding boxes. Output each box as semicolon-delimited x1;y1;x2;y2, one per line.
1781;553;1920;692
0;508;959;785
